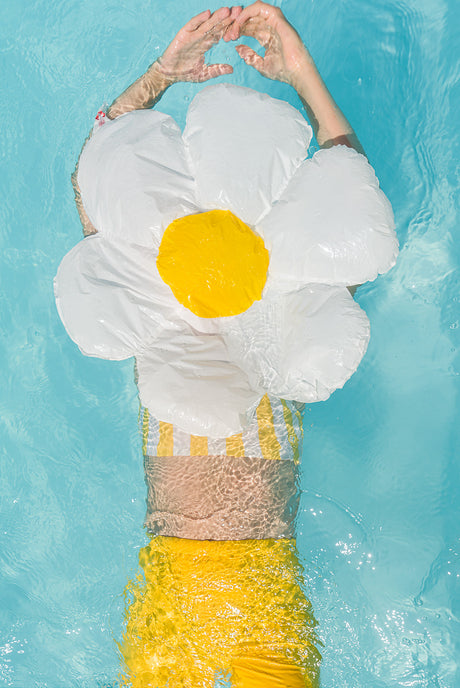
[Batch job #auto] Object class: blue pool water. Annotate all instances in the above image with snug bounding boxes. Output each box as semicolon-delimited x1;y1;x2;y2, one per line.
1;0;459;686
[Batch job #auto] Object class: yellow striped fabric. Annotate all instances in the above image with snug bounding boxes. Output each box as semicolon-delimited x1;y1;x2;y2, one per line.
141;406;149;456
157;421;174;456
139;395;304;463
256;394;282;461
225;433;245;458
281;399;301;464
190;435;208;456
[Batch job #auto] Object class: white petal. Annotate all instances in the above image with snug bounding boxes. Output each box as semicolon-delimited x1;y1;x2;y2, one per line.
54;236;179;360
183;84;312;226
274;286;370;400
78;110;199;246
136;330;262;438
222;285;370;403
259;146;399;286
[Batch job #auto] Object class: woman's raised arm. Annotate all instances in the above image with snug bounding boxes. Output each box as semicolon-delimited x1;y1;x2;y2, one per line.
226;1;364;154
73;7;242;235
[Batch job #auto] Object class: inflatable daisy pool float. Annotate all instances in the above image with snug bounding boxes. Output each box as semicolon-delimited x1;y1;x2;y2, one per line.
55;84;398;437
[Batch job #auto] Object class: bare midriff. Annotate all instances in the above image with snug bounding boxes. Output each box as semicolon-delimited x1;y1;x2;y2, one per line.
144;454;300;540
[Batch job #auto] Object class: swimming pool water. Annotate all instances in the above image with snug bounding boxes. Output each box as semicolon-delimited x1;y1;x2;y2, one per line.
1;0;459;686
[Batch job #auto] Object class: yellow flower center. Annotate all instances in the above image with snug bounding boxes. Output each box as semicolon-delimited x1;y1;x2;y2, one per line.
157;210;269;318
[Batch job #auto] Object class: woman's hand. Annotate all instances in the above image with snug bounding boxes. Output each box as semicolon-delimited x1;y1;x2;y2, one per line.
225;1;311;89
157;6;243;84
107;7;242;118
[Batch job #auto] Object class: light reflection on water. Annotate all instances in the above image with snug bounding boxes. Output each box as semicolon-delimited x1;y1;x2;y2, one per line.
0;0;459;686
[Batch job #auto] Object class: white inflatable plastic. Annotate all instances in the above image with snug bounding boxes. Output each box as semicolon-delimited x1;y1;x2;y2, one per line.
55;84;398;437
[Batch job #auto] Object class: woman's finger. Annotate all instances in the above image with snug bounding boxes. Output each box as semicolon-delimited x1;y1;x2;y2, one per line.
198;6;231;35
184;9;212;33
230;5;244;17
235;44;264;71
200;13;239;51
223;5;243;40
226;1;273;40
199;63;234;81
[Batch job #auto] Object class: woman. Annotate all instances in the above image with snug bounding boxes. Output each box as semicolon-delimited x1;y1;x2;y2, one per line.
60;3;397;686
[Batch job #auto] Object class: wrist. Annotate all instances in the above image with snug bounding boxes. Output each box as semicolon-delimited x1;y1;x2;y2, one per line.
147;59;177;90
289;54;320;96
107;60;172;119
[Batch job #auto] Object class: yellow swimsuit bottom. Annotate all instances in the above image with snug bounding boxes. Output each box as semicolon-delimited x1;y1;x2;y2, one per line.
120;537;321;688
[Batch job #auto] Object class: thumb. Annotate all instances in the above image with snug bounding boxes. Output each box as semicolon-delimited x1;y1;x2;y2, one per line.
235;44;264;72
